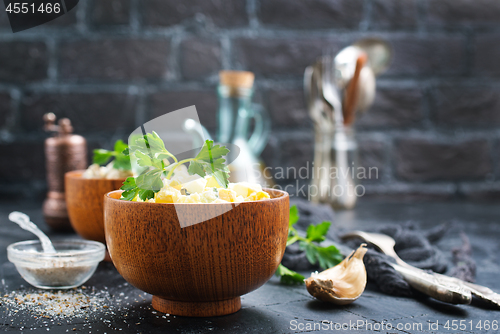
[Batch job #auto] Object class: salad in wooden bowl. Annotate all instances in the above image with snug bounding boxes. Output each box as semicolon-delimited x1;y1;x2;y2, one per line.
104;133;289;317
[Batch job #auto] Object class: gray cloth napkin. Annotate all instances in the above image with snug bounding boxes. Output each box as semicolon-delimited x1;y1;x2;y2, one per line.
283;199;476;297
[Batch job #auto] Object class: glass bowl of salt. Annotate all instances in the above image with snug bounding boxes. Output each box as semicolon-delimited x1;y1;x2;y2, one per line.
7;239;105;289
7;211;105;289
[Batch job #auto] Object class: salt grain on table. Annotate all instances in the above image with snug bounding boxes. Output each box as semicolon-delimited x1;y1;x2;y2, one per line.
2;288;114;319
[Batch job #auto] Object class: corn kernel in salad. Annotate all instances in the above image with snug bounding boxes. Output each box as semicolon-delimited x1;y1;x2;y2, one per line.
245;191;270;201
218;188;237;202
229;182;262;198
155;188;180;203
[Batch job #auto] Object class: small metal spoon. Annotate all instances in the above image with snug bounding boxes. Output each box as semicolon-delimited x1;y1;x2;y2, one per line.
9;211;56;253
353;38;392;75
341;231;472;305
342;231;500;309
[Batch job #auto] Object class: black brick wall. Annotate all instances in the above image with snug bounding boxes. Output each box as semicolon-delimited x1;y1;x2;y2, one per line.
0;0;498;201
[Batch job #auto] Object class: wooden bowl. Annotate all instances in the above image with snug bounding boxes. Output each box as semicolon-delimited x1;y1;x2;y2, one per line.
65;171;125;244
104;189;289;317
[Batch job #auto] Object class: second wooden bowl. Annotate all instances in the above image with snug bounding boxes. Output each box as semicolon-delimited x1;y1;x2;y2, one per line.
104;188;289;317
65;170;125;244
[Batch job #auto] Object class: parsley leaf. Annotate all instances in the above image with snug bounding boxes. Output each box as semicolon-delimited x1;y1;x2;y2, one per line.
134;151;153;167
112;140;131;170
138;189;155;201
136;168;164;192
187;160;205;177
92;139;131;171
93;149;114;165
121;176;136;191
212;169;229;190
301;242;343;270
144;131;167;155
187;140;230;188
121;177;139;201
275;264;305;285
306;221;331;242
289;205;299;227
114;139;128;154
279;206;344;284
121;175;157;201
113;153;131;170
192;140;229;167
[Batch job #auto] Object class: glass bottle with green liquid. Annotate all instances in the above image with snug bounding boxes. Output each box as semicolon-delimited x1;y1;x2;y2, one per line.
217;71;271;186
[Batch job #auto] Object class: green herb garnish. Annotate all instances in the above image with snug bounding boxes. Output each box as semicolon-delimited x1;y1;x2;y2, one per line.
92;139;131;170
275;205;343;284
120;131;230;201
275;264;306;285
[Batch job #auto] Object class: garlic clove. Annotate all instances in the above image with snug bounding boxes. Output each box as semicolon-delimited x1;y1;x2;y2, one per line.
305;244;368;305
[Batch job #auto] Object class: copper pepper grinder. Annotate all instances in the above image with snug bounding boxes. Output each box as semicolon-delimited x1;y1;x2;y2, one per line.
43;113;87;231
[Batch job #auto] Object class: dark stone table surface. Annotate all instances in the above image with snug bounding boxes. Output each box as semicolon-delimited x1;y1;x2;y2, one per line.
0;200;499;333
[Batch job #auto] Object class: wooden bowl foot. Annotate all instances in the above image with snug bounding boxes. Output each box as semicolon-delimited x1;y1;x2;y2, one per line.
152;296;241;317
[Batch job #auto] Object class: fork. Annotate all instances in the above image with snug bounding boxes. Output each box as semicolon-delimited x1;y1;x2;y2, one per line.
321;55;344;127
321;55;357;208
342;231;500;309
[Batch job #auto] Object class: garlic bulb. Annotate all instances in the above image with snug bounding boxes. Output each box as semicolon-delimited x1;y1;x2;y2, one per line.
305;244;368;305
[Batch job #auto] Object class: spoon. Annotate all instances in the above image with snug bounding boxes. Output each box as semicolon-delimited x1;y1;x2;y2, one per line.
9;211;56;253
344;231;500;309
353;38;392;75
341;231;500;307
